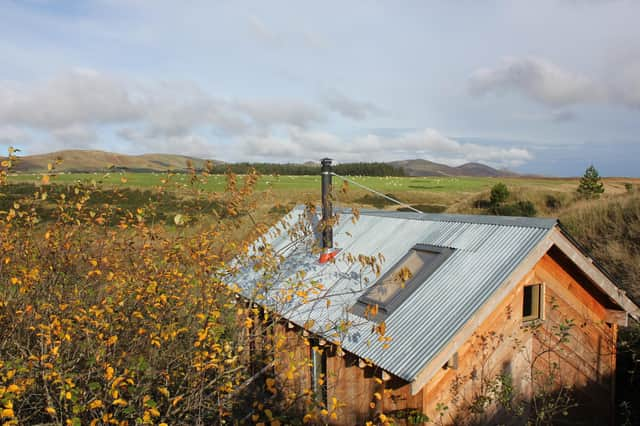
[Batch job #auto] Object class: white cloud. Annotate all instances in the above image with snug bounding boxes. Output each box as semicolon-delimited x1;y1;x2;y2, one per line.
469;56;640;111
116;127;215;157
238;127;532;168
0;69;143;129
322;90;382;121
51;124;98;144
233;99;325;129
0;69;535;168
0;69;344;155
0;126;29;146
612;61;640;108
469;57;605;106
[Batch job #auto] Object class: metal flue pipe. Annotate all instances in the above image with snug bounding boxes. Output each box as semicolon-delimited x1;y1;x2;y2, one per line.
320;158;333;251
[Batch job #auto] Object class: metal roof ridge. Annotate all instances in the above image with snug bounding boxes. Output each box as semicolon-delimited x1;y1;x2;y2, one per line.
330;207;557;229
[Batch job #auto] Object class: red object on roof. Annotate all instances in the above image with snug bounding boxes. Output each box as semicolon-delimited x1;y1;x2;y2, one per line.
319;249;340;264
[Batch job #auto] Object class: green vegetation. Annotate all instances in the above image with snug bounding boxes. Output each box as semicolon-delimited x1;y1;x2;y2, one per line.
577;164;605;199
206;161;406;176
489;182;509;206
5;172;580;194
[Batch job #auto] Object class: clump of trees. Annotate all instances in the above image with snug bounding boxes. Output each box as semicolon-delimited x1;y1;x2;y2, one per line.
576;165;604;199
474;182;537;217
206;162;406;177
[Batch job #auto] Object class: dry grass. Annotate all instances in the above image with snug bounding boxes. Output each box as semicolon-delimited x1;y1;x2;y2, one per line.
559;191;640;303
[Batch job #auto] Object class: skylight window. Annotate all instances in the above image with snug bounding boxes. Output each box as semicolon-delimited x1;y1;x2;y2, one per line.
351;244;454;321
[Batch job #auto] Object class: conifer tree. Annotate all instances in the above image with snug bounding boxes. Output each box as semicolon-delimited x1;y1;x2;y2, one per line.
577;165;605;199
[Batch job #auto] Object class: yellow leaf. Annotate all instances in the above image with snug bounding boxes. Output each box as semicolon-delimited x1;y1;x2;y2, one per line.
157;387;170;398
88;400;103;409
120;176;127;183
369;402;376;409
65;391;72;400
1;408;14;418
112;398;127;407
45;406;56;415
244;317;253;329
105;366;114;381
6;384;19;393
41;175;50;185
374;392;382;400
148;407;160;417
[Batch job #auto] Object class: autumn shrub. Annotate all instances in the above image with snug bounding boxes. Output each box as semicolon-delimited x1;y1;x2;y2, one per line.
0;158;276;425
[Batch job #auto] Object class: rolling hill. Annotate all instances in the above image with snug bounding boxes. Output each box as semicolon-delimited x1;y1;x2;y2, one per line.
6;150;220;172
389;159;517;177
4;150;516;177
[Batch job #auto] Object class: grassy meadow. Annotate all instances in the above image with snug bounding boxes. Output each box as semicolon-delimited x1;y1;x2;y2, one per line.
6;171;638;218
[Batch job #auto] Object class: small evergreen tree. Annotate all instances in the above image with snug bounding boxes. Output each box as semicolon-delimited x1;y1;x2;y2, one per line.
577;165;604;199
490;183;510;207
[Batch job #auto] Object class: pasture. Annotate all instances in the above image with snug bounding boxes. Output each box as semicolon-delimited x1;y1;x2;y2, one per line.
8;171;580;194
6;171;637;217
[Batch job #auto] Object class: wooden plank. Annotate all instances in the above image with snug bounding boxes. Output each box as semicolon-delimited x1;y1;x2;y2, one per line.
605;309;628;326
536;255;608;321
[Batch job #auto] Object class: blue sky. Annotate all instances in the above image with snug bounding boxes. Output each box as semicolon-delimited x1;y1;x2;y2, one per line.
1;0;639;176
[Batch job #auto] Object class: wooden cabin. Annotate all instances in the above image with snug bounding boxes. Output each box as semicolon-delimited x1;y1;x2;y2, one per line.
232;205;639;425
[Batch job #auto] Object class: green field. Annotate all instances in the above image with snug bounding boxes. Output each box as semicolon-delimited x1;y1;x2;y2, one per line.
6;171;637;219
8;171;580;194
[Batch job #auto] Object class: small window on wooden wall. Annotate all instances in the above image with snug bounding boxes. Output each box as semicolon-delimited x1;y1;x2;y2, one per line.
522;283;543;321
310;339;327;406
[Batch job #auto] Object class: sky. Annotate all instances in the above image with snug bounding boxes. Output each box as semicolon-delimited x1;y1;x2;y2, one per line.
1;0;639;176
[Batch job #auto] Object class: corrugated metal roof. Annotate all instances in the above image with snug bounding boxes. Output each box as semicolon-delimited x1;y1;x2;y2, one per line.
231;206;555;382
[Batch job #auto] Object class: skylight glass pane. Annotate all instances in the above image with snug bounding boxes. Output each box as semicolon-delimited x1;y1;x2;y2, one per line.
366;250;438;304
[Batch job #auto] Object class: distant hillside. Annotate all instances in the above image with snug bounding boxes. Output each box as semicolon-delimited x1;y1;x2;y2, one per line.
5;150;515;177
389;159;517;177
7;150;220;173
